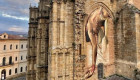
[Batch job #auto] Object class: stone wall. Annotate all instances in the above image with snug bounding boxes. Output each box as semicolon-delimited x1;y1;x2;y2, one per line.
115;4;140;79
49;1;74;80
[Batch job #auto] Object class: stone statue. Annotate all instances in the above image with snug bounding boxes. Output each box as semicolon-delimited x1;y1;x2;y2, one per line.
84;7;110;79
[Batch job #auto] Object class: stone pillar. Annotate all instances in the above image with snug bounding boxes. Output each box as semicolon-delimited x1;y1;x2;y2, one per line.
60;2;65;46
63;52;65;80
69;51;74;80
27;27;31;80
135;13;140;68
27;24;37;80
52;2;58;47
36;18;49;80
36;27;41;79
55;52;58;80
64;2;74;47
50;1;75;80
27;7;38;80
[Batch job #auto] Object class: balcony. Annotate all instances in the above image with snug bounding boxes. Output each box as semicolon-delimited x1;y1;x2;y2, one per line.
0;62;14;67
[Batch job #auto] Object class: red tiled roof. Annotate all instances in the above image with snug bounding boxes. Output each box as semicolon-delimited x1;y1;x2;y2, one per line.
8;34;27;39
0;33;27;40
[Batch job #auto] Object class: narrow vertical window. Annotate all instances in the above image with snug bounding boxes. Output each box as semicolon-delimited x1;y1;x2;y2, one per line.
10;44;12;50
21;44;23;49
20;67;23;72
79;44;82;56
16;45;18;49
15;68;17;73
3;45;6;50
9;56;12;64
15;57;17;61
2;57;6;66
9;69;11;75
21;56;23;60
26;66;27;71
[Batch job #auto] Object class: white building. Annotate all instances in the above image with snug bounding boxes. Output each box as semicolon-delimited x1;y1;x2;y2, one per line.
0;33;27;80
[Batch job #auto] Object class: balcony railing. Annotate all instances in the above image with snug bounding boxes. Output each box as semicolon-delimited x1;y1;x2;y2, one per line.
0;62;14;67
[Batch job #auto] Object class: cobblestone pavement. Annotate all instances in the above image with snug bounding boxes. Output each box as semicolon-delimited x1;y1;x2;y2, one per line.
12;76;26;80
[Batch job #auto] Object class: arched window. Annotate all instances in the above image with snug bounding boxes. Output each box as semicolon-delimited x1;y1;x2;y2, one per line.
1;69;6;79
15;68;17;73
4;35;6;38
9;56;12;64
9;69;11;75
2;57;6;66
15;57;17;61
10;44;12;50
20;67;23;72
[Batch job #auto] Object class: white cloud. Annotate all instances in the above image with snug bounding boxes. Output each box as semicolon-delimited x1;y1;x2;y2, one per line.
19;9;29;16
0;0;39;17
8;26;25;32
2;13;28;21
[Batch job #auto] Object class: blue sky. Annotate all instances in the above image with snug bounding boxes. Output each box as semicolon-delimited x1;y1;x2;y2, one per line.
0;0;39;32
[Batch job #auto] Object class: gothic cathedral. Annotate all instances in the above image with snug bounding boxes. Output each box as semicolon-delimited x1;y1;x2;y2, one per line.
27;0;140;80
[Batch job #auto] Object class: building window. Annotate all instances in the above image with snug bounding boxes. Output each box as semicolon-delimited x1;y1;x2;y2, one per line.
21;45;23;49
9;69;11;75
79;44;82;56
20;67;23;72
21;56;23;60
1;69;6;79
26;66;27;71
15;57;17;61
4;35;6;38
16;45;18;49
3;45;6;50
10;44;12;50
15;68;17;73
2;57;6;66
9;56;12;64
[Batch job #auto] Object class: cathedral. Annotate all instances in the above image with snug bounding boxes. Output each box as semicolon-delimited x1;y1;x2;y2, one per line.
27;0;140;80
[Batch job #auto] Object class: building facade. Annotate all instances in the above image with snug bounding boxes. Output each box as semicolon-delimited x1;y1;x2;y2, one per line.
0;33;27;80
27;0;140;80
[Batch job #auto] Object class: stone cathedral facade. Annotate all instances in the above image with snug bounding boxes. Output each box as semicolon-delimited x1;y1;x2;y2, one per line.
27;0;140;80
